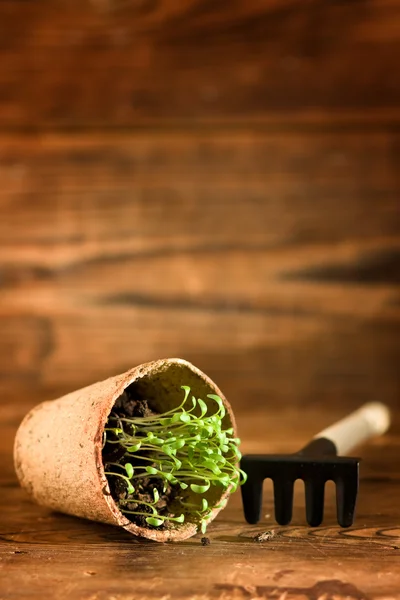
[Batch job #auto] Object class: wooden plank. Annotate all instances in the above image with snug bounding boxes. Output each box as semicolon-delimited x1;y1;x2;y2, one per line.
0;491;399;600
1;0;400;128
1;405;399;600
0;131;398;252
0;131;398;406
2;243;399;320
0;302;398;411
0;315;51;384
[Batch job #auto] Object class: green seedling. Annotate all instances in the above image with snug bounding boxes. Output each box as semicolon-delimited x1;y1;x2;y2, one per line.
103;386;246;533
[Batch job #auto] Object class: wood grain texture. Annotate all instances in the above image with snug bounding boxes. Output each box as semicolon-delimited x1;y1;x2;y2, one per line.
1;400;399;600
0;0;399;594
1;0;400;128
0;132;399;409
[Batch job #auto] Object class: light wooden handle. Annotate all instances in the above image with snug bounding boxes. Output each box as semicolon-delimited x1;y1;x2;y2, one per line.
314;402;391;455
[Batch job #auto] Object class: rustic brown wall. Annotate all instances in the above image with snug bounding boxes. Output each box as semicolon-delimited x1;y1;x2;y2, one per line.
0;0;399;416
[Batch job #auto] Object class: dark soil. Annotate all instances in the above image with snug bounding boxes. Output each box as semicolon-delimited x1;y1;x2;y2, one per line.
114;391;154;419
201;537;211;546
102;389;179;530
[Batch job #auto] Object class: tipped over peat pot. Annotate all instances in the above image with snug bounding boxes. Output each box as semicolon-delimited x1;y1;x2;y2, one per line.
14;358;238;542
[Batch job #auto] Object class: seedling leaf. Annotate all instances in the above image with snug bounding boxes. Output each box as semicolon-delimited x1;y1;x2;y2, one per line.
146;517;164;527
125;463;134;479
127;443;141;453
197;398;207;417
146;466;158;475
190;482;210;494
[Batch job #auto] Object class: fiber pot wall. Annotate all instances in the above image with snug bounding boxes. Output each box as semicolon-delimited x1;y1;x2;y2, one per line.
14;358;237;542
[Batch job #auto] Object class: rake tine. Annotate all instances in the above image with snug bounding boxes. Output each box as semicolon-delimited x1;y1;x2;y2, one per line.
305;477;325;527
241;476;263;524
273;477;294;525
336;468;359;528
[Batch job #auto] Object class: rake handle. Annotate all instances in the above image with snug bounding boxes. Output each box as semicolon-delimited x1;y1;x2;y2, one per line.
314;402;391;456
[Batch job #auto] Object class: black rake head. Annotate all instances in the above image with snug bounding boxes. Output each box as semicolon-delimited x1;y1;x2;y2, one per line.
240;438;360;528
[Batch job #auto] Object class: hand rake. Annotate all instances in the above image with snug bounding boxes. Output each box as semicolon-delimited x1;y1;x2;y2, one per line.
240;403;390;527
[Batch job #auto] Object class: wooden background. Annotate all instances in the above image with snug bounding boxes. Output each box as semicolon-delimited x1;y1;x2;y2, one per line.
0;1;399;598
1;0;399;414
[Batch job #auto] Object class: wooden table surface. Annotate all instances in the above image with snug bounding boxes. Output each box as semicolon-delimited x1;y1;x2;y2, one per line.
1;397;399;600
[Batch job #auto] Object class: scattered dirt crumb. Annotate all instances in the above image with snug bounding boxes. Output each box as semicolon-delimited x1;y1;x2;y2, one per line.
393;546;399;550
253;530;275;542
12;550;27;555
201;537;211;546
84;571;97;576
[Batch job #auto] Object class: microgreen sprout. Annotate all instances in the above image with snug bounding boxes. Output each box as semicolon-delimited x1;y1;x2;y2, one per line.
103;386;246;533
